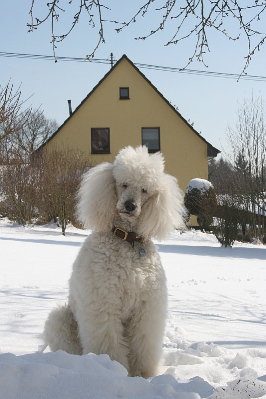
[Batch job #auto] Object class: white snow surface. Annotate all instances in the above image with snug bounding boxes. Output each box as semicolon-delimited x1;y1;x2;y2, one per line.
186;179;213;193
0;218;265;399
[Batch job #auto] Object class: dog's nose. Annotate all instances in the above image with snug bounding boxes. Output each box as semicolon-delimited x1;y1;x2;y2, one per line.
124;200;136;212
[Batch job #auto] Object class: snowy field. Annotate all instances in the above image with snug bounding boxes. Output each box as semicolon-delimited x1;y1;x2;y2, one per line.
0;218;265;399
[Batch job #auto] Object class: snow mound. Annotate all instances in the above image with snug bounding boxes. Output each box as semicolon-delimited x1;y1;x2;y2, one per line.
185;179;213;194
0;351;265;399
0;350;208;399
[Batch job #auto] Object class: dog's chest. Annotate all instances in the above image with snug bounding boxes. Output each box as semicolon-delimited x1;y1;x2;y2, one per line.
84;233;163;307
112;250;161;316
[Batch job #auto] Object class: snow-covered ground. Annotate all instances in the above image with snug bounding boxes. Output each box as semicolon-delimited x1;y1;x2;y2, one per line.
0;218;265;399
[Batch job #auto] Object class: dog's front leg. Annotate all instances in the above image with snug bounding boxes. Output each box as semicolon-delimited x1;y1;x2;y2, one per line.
126;291;168;378
77;306;130;372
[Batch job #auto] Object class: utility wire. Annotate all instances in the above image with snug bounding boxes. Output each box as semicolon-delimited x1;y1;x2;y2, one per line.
0;51;110;65
1;51;266;82
135;62;266;82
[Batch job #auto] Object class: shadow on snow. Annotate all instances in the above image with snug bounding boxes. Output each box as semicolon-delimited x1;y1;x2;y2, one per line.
157;243;266;260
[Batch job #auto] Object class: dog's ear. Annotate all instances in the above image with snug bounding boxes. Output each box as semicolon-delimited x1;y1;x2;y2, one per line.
138;173;185;240
76;163;117;232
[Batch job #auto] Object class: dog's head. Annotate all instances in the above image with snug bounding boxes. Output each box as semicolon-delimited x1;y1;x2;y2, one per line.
77;146;185;240
113;146;165;220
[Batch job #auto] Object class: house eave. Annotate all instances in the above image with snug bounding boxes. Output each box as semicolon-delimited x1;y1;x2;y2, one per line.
207;143;221;159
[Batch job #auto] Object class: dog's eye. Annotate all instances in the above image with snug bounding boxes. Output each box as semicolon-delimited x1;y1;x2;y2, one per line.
122;183;128;189
141;188;147;194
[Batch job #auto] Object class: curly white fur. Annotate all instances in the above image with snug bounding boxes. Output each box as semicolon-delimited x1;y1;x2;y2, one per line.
44;146;185;378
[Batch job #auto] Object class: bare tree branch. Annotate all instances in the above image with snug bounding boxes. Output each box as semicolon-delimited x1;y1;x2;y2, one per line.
27;0;266;72
28;0;109;60
0;81;32;141
226;95;266;239
13;108;58;159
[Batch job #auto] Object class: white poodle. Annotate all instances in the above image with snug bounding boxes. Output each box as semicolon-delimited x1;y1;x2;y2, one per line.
44;146;184;378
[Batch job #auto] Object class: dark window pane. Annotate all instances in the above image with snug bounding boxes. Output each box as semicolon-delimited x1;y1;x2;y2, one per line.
142;128;160;153
91;128;110;153
120;87;129;99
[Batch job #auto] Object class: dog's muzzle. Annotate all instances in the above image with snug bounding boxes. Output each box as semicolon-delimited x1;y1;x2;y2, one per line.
124;200;136;213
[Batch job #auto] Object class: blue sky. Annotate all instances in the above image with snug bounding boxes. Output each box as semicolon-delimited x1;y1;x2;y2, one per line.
1;1;265;156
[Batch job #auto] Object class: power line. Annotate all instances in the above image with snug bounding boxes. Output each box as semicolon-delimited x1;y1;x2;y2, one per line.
0;51;111;65
135;62;266;82
1;51;266;82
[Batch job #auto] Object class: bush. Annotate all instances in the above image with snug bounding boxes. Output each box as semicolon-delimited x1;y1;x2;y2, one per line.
0;147;91;234
37;147;90;234
0;163;40;225
214;202;239;247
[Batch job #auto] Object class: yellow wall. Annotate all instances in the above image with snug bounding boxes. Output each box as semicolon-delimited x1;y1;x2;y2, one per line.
45;57;208;199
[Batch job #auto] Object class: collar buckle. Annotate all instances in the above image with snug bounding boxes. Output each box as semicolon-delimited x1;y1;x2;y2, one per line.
113;227;128;241
112;226;143;248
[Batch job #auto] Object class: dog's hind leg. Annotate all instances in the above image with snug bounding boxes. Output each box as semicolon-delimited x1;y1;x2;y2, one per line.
43;304;82;355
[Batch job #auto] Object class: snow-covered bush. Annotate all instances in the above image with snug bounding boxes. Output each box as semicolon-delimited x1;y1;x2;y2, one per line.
184;178;217;230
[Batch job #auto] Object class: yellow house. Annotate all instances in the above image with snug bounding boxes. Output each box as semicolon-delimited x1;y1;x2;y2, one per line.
40;54;219;196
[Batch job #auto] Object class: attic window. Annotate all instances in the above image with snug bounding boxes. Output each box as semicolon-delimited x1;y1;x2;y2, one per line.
120;87;129;99
91;128;110;154
142;128;160;153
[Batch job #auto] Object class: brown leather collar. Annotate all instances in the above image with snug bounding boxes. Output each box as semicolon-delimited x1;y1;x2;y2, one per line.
112;226;143;248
